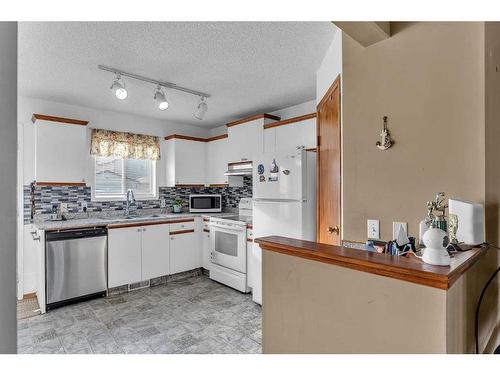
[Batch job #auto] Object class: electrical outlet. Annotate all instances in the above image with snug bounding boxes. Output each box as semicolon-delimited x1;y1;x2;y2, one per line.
79;201;88;213
59;202;68;213
160;199;167;208
367;219;380;240
393;222;408;240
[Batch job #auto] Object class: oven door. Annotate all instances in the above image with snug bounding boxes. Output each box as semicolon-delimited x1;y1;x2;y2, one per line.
210;222;246;273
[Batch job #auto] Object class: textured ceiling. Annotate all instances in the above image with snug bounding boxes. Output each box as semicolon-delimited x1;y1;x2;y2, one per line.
19;22;336;128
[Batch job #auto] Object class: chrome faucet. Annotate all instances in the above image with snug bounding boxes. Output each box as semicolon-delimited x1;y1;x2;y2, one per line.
125;189;136;216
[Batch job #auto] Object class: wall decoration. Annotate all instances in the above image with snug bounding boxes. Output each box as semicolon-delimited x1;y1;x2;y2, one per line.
376;116;394;150
257;164;265;175
269;159;279;182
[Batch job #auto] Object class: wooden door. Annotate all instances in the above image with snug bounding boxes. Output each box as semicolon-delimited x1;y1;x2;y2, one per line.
316;75;341;245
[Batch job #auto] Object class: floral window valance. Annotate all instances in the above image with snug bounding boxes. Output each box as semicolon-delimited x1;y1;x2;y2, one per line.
90;129;161;161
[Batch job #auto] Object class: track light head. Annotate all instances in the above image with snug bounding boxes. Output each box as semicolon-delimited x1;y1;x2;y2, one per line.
154;85;169;111
110;74;128;100
194;97;208;120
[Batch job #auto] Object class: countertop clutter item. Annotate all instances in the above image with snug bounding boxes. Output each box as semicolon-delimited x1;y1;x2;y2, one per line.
172;198;184;213
422;228;451;266
448;198;485;246
419;192;448;243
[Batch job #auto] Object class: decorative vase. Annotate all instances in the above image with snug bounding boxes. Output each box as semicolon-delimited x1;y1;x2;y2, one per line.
173;204;182;213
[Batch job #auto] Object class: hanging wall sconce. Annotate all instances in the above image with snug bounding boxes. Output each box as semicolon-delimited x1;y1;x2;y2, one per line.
376;116;394;150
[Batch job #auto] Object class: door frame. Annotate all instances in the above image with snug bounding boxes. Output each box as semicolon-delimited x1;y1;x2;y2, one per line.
316;74;342;244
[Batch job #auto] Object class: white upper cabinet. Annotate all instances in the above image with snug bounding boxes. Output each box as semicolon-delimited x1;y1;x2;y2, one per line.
226;114;281;162
206;137;229;185
34;118;88;183
227;120;260;162
263;115;317;154
164;137;207;186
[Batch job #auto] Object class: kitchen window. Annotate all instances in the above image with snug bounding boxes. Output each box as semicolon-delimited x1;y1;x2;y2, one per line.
93;156;157;200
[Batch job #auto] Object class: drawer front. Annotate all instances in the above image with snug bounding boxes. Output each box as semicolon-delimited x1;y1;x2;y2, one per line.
169;220;195;232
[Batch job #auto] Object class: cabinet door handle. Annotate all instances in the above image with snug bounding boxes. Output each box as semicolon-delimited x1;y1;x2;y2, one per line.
137;228;141;232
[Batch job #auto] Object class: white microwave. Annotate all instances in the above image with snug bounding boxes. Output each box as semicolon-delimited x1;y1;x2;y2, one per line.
189;194;222;213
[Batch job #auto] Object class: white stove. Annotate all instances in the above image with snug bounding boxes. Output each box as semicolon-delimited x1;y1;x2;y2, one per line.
209;198;252;292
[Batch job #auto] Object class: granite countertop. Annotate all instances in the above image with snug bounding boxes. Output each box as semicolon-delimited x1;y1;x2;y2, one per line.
34;211;238;231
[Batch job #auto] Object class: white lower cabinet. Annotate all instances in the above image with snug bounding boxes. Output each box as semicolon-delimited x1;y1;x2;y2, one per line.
141;224;170;280
108;227;143;288
108;223;170;288
202;231;211;270
170;231;199;274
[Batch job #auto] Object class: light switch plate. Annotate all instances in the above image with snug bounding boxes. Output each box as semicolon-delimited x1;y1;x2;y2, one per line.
393;222;408;240
367;219;380;240
59;202;68;213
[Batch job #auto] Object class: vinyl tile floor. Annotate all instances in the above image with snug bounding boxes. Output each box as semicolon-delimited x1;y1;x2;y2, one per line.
17;275;262;354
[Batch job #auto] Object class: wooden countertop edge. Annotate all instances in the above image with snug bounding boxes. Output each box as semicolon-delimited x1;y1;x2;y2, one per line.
107;218;194;229
255;237;487;290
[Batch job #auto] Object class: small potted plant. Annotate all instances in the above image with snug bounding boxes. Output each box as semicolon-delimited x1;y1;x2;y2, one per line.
172;198;184;213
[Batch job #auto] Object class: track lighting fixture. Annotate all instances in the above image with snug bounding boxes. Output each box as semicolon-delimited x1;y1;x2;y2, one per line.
194;97;208;120
154;85;169;111
99;65;211;118
110;74;128;100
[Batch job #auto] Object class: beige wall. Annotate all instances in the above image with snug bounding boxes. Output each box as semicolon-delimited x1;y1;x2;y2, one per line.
263;248;497;353
341;22;486;242
263;250;448;353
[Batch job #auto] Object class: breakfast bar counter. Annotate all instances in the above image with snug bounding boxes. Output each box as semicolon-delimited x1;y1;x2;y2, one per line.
255;236;487;290
255;236;498;354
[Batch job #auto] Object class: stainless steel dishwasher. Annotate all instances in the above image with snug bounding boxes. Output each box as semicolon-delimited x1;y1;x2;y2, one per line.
45;227;108;310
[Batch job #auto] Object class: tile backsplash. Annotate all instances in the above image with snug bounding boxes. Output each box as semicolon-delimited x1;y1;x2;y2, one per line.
24;176;252;224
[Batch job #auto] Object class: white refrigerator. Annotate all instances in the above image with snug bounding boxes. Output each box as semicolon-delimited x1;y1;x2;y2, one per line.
250;149;316;305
